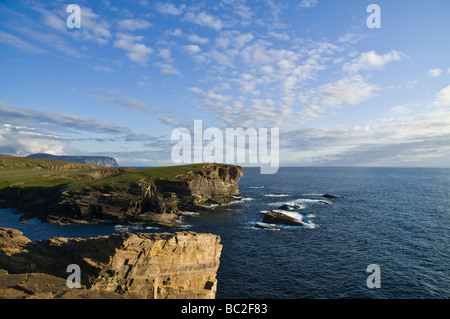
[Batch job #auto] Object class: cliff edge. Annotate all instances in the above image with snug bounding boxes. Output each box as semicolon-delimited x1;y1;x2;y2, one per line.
0;227;222;299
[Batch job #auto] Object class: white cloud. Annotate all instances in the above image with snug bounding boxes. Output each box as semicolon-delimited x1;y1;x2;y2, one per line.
343;50;402;73
187;87;205;94
432;85;450;107
156;2;185;15
114;33;153;66
428;68;443;78
313;75;378;107
182;44;202;54
188;34;209;44
118;19;152;31
0;123;66;156
184;11;224;31
154;62;181;75
299;0;318;8
73;7;112;45
158;48;172;62
165;28;183;36
269;31;290;41
206;91;232;102
337;33;366;44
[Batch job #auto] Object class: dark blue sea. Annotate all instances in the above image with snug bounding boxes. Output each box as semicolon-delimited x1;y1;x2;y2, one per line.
1;167;449;299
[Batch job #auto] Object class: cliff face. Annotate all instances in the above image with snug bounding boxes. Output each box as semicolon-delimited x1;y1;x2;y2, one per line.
0;228;222;299
27;153;119;167
40;163;243;227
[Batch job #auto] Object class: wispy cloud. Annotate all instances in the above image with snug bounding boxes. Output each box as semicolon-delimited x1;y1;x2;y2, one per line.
0;31;47;54
118;18;152;31
428;68;443;78
0;101;130;134
88;94;186;127
299;0;318;8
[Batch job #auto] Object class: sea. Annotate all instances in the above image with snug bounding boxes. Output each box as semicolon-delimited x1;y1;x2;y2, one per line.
1;167;449;299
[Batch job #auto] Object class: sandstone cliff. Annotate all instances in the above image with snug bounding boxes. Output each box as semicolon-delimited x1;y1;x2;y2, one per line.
0;227;222;299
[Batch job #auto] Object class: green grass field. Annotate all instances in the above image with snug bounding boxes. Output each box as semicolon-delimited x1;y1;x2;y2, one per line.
0;154;207;195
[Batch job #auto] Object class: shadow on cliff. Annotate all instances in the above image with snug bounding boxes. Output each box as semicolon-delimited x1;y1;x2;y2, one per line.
0;234;123;286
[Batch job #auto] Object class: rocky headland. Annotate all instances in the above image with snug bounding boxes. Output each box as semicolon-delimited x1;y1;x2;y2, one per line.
0;155;243;228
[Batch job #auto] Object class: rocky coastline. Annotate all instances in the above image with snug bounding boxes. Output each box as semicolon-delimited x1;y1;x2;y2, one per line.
0;155;243;228
0;155;243;299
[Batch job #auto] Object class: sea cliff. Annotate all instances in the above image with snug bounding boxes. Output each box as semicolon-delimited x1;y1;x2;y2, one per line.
0;155;243;228
0;228;222;299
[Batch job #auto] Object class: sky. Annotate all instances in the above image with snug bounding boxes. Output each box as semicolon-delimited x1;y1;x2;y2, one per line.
0;0;449;167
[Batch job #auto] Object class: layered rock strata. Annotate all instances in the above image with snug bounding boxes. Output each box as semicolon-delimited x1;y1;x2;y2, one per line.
0;227;222;299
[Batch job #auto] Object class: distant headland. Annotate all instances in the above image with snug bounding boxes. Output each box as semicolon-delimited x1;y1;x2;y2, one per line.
27;153;119;167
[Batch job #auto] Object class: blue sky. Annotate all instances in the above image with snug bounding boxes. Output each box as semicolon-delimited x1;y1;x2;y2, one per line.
0;0;449;167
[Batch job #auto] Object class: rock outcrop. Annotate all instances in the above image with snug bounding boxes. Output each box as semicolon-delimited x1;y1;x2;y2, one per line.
0;227;222;299
27;153;119;167
261;210;305;226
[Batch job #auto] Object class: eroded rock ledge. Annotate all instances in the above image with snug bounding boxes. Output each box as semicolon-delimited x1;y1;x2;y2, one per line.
0;227;222;299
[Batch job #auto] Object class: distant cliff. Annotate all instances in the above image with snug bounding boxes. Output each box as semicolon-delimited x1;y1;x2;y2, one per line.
27;153;119;167
0;228;222;299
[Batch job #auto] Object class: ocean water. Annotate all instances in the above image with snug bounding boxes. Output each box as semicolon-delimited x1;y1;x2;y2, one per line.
1;167;449;299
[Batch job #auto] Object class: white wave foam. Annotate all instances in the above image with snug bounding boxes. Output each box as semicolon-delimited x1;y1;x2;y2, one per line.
114;225;129;232
268;202;307;209
303;221;318;229
184;211;200;216
290;198;331;205
264;194;290;197
249;186;265;189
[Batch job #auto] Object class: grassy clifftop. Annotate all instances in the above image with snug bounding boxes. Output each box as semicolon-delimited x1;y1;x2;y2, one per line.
0;154;207;195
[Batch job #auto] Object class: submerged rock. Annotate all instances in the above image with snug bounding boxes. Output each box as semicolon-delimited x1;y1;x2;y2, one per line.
262;210;305;226
278;204;302;211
